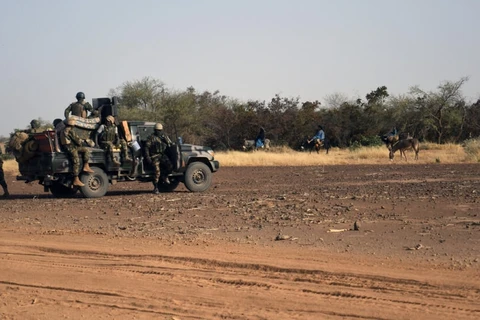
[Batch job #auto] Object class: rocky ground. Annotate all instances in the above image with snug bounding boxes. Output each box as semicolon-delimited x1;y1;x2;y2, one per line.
0;164;479;319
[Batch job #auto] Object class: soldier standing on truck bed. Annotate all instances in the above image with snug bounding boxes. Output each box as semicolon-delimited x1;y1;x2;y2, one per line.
96;115;132;166
0;146;9;197
27;119;43;134
144;123;173;194
64;92;93;119
60;118;95;187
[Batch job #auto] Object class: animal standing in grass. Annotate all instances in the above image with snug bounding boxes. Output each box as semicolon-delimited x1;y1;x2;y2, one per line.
243;138;271;151
389;138;419;161
301;137;330;154
381;132;412;150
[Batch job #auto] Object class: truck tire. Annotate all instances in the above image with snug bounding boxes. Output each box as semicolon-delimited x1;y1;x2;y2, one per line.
157;177;180;192
184;162;212;192
79;167;109;198
50;182;78;198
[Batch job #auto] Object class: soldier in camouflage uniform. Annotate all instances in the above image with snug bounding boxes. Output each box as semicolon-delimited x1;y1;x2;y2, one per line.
60;118;95;187
64;92;93;119
0;146;9;197
144;123;173;194
28;119;43;133
96;116;132;166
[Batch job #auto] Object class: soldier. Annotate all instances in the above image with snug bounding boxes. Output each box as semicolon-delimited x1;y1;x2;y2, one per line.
60;118;95;187
28;119;43;133
96;115;132;166
144;123;173;194
64;92;93;119
0;146;9;197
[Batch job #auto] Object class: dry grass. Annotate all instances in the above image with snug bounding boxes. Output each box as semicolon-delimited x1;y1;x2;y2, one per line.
2;143;475;175
216;143;472;166
463;138;480;162
3;160;20;174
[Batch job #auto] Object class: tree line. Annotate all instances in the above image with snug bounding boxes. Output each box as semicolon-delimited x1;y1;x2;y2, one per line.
3;76;477;151
109;76;479;150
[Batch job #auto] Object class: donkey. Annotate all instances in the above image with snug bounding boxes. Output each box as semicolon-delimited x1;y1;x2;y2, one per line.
381;132;412;150
389;138;419;161
301;137;330;154
243;138;271;151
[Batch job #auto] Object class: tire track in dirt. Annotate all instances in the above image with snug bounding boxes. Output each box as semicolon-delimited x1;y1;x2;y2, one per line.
1;243;479;319
1;165;480;319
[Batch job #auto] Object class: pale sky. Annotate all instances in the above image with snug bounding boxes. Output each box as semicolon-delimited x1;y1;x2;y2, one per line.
1;0;479;136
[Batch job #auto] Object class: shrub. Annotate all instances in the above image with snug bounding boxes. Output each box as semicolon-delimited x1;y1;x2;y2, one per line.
359;135;384;147
349;136;383;151
348;141;362;151
463;138;480;162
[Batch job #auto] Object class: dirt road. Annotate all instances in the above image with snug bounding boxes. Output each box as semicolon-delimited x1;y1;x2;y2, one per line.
1;164;479;319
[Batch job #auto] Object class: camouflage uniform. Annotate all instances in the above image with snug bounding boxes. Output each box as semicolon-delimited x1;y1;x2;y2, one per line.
28;119;43;134
145;129;173;191
97;117;131;166
64;101;93;119
60;124;93;177
0;146;9;197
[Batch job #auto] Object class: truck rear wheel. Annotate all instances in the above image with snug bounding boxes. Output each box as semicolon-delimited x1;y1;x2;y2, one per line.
184;162;212;192
79;167;109;198
50;182;78;198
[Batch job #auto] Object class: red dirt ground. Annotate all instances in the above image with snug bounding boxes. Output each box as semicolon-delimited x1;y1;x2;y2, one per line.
0;164;479;320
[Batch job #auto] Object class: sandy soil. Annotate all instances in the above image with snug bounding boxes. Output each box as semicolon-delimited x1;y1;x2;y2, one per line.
0;164;479;320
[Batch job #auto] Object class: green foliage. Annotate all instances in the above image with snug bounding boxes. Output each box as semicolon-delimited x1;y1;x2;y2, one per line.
106;76;477;151
113;77;166;112
348;141;362;151
358;135;384;147
0;153;14;160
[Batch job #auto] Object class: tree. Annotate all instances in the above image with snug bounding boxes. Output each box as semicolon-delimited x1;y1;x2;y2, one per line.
409;77;468;143
324;92;349;109
115;77;166;114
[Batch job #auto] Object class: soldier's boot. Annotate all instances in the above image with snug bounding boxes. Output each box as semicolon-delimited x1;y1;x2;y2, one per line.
72;176;85;187
111;157;121;167
83;162;95;173
1;183;9;198
123;151;132;162
161;176;170;185
152;181;159;194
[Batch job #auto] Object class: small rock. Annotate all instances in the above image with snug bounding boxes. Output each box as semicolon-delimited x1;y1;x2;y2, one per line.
415;244;423;250
275;234;290;241
353;221;360;231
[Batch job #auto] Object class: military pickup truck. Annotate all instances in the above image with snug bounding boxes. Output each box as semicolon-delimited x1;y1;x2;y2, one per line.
16;103;220;198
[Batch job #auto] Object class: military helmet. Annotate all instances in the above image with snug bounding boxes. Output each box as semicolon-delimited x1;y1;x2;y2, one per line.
106;115;115;124
76;92;85;100
154;123;163;130
66;118;76;126
30;119;40;128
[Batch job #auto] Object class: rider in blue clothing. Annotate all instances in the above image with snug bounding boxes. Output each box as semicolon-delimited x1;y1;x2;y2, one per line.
388;127;398;137
311;125;325;142
255;127;266;148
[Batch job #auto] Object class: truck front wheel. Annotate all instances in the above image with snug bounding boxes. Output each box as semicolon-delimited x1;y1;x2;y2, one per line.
79;167;109;198
184;162;212;192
